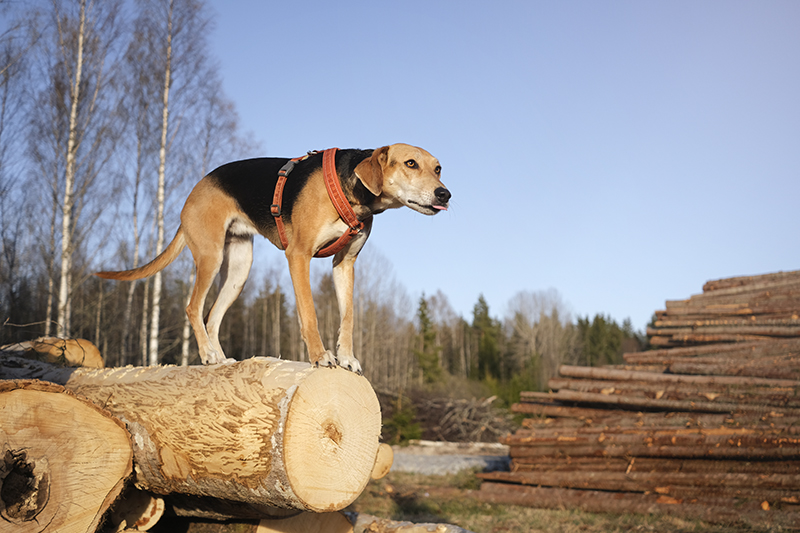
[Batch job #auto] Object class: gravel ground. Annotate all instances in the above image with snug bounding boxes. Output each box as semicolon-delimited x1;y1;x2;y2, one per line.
390;440;510;475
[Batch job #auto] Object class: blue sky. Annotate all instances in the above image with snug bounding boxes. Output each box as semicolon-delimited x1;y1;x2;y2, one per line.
205;1;799;330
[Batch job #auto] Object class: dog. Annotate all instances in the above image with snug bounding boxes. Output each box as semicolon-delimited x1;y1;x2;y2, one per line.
96;144;450;372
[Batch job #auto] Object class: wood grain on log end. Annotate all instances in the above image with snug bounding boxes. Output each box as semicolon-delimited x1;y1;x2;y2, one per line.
0;380;132;533
284;366;382;512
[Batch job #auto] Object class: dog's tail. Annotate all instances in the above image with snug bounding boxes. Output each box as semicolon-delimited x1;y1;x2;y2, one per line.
96;226;187;281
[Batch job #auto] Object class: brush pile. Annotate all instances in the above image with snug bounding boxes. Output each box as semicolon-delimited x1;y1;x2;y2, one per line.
478;270;800;527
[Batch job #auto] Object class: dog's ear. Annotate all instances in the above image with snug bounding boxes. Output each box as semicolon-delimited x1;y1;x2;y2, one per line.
355;146;388;196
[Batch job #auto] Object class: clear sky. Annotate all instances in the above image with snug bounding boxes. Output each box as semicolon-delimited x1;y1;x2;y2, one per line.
204;0;799;330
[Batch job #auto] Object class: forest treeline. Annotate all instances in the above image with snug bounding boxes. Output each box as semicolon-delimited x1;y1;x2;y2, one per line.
0;0;644;399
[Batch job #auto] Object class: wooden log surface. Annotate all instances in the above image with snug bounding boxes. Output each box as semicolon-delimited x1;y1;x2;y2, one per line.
0;380;132;533
0;355;383;514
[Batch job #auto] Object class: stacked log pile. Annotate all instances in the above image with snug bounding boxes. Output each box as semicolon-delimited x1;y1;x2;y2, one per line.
479;270;800;527
648;269;800;347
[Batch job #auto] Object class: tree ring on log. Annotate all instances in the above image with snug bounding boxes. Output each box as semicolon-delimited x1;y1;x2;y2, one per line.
0;449;50;524
283;367;381;512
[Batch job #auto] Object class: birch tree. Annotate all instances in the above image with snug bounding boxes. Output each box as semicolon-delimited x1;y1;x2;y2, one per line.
133;0;208;364
505;288;577;390
29;0;123;337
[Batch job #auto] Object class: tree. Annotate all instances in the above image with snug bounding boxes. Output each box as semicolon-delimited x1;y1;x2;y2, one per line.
472;295;502;380
414;295;442;384
576;314;631;367
28;0;124;338
505;289;579;390
126;0;209;364
0;8;38;344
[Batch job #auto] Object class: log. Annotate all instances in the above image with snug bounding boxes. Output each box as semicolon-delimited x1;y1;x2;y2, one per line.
557;364;800;387
478;470;800;501
522;388;795;414
477;481;800;526
370;443;393;480
547;377;800;408
702;270;800;292
510;456;800;475
0;355;383;514
168;512;475;533
624;338;800;363
108;487;165;531
0;337;103;368
647;325;800;338
0;380;132;533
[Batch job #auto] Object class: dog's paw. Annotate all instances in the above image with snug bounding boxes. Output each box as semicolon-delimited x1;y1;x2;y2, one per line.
336;353;363;375
200;348;228;365
314;350;338;369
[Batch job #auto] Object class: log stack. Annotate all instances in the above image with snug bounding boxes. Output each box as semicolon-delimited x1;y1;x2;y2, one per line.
479;270;800;527
648;269;800;347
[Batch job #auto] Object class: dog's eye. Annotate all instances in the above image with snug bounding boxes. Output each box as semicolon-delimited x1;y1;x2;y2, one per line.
405;160;418;169
434;165;441;175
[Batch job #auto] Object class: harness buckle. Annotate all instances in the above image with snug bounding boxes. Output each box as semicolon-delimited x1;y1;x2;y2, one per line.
270;204;281;217
278;160;296;177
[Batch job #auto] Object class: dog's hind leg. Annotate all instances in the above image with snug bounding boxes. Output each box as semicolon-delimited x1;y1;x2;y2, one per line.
183;229;227;365
205;234;254;361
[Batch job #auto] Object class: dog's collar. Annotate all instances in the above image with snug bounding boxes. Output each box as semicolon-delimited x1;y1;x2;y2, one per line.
271;148;367;258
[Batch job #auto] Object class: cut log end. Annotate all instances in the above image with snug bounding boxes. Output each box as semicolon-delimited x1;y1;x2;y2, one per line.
371;444;394;480
0;380;132;533
284;367;382;512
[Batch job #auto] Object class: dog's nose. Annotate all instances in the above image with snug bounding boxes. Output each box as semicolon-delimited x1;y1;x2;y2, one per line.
435;187;451;204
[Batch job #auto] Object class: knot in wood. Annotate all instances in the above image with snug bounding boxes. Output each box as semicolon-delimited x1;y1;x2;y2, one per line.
0;449;49;524
324;422;343;446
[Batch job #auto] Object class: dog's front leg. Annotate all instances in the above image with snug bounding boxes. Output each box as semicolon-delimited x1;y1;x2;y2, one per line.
332;252;362;374
286;250;337;367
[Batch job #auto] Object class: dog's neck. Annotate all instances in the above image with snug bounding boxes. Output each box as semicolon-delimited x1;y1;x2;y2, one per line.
338;149;405;217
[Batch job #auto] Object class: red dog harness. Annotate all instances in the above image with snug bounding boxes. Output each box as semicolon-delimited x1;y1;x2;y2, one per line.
271;148;366;258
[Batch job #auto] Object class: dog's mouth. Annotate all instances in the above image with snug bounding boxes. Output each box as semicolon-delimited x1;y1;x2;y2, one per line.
409;200;448;215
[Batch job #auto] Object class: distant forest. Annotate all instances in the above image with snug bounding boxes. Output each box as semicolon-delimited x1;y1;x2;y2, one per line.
0;0;645;401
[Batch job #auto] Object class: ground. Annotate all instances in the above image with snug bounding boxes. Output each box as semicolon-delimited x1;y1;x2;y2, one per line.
345;470;781;533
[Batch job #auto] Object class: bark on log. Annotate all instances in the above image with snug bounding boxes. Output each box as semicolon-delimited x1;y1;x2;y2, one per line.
547;377;800;408
0;356;383;514
624;338;800;363
702;270;800;292
510;456;800;475
479;470;800;495
477;481;799;527
522;388;792;414
0;380;132;533
557;364;800;387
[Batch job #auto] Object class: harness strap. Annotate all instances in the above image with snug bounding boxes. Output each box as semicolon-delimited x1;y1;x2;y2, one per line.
271;148;366;258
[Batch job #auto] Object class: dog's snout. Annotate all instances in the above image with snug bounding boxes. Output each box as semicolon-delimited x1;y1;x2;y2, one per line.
435;187;451;204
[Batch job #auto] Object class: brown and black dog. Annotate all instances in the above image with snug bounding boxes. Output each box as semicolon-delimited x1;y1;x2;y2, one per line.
96;144;450;372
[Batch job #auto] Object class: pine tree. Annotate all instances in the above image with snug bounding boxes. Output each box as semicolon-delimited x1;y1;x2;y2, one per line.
472;295;501;380
414;296;442;383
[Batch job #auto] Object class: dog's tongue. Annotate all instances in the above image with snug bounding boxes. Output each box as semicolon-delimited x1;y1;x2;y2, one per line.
433;205;448;211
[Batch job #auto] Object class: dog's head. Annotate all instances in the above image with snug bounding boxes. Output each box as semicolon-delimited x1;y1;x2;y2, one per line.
355;143;450;215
